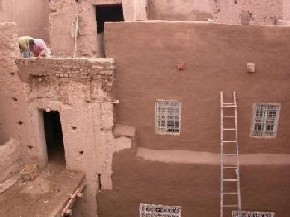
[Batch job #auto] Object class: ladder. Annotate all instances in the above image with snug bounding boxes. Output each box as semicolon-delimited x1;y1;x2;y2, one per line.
220;91;241;217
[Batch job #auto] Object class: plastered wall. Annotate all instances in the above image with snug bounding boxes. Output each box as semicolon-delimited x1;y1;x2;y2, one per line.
106;22;290;154
99;21;290;217
0;0;49;42
97;149;290;217
214;0;283;25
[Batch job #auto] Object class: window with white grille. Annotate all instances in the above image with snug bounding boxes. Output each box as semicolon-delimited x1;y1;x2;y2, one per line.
155;100;181;135
250;103;280;138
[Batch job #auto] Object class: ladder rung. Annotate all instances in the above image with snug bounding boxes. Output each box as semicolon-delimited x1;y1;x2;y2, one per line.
222;154;237;156
223;103;235;105
223;165;238;168
223;205;239;208
222;105;237;108
223;116;235;118
222;141;237;143
222;128;236;131
221;192;238;195
223;166;238;169
223;179;238;182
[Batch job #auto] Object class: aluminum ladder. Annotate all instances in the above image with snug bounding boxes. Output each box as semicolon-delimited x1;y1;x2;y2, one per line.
220;91;241;217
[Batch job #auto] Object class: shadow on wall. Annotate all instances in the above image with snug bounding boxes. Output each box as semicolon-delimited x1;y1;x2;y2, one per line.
96;4;124;57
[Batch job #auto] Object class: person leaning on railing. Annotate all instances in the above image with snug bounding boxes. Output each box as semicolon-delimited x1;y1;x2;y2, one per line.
18;36;34;58
29;39;51;58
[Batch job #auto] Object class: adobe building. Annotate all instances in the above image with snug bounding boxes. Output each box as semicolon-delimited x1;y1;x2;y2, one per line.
0;0;290;217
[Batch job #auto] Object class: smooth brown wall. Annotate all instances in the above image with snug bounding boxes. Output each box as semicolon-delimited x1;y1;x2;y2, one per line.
106;22;290;154
97;150;290;217
0;0;49;42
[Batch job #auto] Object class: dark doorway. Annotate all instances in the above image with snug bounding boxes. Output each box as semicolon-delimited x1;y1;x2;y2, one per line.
95;4;124;57
95;4;124;34
43;111;65;164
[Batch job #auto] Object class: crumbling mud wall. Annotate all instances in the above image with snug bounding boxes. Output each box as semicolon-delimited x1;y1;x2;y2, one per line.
148;0;213;21
16;58;133;217
49;0;97;57
0;23;32;163
106;22;290;154
0;138;22;183
214;0;283;25
0;0;49;42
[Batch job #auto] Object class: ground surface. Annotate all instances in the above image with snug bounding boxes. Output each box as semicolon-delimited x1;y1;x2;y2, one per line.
0;163;84;217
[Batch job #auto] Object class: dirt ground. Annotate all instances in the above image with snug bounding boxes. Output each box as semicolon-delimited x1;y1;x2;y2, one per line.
0;163;84;217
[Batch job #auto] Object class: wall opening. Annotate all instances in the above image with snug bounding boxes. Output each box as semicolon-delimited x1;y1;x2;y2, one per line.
95;4;124;57
43;111;66;165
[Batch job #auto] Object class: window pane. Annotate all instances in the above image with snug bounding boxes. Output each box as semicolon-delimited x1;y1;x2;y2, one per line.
156;100;181;134
251;103;280;138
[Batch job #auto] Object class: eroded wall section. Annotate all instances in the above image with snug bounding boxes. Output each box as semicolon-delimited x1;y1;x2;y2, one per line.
16;58;133;217
214;0;283;25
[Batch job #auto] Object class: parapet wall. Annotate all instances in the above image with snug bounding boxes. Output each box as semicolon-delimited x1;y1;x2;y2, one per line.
16;58;115;96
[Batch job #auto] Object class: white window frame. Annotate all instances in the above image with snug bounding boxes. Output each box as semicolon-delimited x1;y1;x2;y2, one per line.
155;100;181;135
250;103;281;138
